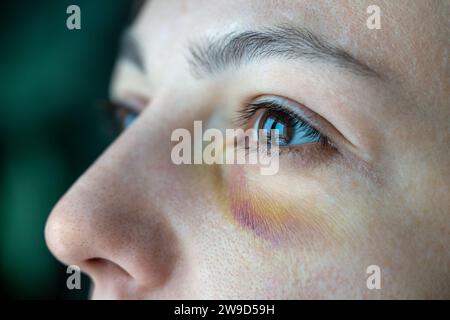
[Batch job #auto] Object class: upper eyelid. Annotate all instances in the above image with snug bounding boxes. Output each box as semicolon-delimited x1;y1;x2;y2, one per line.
236;101;320;139
110;60;152;108
239;95;324;134
251;96;321;130
112;93;150;113
249;100;320;132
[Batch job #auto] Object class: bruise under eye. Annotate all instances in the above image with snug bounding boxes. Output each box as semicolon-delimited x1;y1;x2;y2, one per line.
225;165;338;246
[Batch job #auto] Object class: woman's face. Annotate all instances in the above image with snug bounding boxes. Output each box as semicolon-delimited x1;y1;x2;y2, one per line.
45;0;449;299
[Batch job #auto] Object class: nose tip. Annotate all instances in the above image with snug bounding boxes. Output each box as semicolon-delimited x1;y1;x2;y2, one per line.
44;174;180;296
46;210;132;286
45;200;91;268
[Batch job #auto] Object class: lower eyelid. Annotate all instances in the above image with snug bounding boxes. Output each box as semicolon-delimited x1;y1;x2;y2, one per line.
272;140;338;169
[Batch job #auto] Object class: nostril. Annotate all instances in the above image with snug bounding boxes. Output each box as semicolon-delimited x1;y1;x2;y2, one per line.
84;258;133;280
83;258;148;299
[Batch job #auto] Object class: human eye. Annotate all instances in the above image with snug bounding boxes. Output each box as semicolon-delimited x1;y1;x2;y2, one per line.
103;96;146;132
236;96;332;150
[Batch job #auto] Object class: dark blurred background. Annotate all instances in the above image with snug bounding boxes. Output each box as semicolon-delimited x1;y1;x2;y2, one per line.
0;0;137;299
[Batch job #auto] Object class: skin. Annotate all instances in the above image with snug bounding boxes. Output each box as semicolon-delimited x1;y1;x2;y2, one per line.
45;0;449;299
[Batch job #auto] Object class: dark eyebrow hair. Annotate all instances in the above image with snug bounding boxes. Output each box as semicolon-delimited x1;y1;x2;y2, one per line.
187;25;379;78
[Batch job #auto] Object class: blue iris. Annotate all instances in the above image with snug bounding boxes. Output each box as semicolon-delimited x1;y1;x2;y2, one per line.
259;110;321;146
123;113;138;128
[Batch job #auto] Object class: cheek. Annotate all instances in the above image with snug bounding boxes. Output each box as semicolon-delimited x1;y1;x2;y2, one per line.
225;165;339;247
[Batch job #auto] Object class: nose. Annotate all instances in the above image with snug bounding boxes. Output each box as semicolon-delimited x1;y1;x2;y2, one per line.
45;114;180;298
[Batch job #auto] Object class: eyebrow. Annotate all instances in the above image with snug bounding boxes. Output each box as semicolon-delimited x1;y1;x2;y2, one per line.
187;25;379;78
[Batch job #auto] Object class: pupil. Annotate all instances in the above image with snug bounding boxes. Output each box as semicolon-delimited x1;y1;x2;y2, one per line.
260;111;294;145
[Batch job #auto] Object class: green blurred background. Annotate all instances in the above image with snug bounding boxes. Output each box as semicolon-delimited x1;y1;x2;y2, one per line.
0;0;137;299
